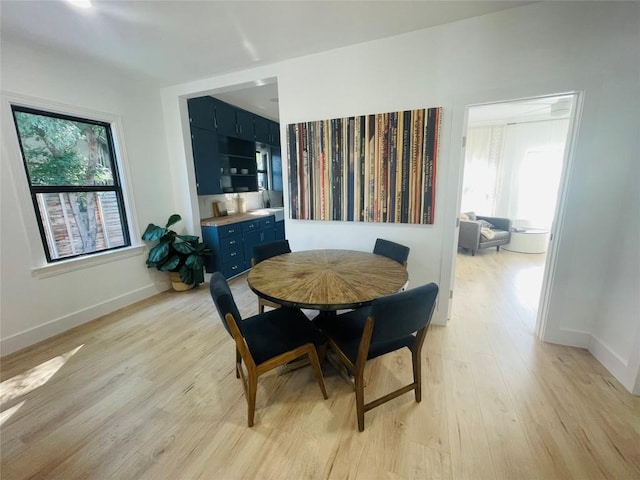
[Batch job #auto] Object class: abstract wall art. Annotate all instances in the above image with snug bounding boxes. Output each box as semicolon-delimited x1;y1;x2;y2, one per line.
287;107;441;224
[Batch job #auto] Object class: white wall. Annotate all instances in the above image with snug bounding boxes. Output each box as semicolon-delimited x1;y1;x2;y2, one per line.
589;130;640;394
279;2;640;343
0;40;176;354
162;2;639;391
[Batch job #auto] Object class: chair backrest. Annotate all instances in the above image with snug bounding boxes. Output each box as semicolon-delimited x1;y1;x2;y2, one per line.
209;272;244;337
369;282;438;344
373;238;410;266
252;240;291;265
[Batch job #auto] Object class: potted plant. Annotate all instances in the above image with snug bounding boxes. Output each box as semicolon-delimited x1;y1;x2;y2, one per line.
142;214;213;291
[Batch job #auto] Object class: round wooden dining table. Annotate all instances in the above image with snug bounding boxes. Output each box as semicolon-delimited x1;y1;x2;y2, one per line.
247;249;409;311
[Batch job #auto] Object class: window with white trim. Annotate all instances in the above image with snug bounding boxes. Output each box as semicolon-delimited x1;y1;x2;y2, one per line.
11;106;131;262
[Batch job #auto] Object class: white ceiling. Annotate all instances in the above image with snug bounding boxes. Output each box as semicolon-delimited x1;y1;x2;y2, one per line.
214;82;282;122
1;0;533;121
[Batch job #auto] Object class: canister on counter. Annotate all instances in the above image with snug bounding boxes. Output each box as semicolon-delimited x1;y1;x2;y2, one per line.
235;197;247;213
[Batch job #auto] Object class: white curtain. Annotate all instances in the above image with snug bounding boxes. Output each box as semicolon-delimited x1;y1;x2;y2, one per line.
499;121;569;228
511;144;565;228
460;125;505;215
461;120;569;229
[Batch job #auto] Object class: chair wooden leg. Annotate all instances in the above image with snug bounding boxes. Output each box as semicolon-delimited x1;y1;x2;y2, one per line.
412;347;422;402
246;373;258;427
307;347;328;399
236;348;241;379
355;370;366;432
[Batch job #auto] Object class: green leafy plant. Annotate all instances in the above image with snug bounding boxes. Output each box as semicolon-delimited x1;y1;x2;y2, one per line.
142;214;212;285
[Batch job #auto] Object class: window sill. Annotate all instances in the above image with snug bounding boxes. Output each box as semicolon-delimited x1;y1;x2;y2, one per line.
32;245;146;279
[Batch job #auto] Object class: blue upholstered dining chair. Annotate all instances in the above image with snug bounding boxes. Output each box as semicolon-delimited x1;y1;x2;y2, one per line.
317;282;438;431
252;240;292;313
374;238;410;290
373;238;410;266
209;272;328;427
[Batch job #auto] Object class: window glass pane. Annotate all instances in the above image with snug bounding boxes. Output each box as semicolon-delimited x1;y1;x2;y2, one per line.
256;151;265;171
12;105;131;262
14;110;115;187
36;191;127;260
257;172;269;191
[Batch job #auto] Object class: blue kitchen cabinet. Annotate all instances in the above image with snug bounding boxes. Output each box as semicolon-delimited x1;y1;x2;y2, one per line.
190;127;222;195
202;215;277;279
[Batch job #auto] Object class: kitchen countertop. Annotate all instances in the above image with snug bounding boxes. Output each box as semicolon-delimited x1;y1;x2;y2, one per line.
200;208;284;227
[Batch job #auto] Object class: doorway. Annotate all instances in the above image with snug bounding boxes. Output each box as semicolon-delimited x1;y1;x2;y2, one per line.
453;93;578;335
191;79;284;220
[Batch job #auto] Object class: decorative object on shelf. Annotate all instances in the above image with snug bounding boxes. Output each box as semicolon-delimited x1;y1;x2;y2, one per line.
287;108;442;224
229;167;238;174
240;168;249;174
142;214;213;290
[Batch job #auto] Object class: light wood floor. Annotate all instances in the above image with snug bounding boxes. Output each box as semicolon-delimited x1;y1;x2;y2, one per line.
1;250;639;479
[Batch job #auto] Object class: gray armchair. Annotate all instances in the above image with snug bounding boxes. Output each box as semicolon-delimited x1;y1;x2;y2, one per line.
459;214;512;256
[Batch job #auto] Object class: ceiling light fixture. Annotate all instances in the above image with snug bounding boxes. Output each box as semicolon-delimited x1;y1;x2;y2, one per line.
65;0;92;9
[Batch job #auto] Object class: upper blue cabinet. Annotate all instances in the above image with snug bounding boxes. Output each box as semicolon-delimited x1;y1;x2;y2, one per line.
268;120;280;147
187;96;216;131
188;96;279;145
254;115;270;144
255;116;280;146
212;99;238;138
234;108;255;142
187;96;281;195
190;126;222;195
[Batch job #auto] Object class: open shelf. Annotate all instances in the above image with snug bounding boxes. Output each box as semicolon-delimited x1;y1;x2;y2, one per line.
219;153;255;160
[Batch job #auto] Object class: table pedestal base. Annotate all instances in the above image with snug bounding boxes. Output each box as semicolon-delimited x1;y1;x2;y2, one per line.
326;350;356;390
278;357;310;374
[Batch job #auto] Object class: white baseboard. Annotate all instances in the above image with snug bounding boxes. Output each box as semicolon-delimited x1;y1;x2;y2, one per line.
1;284;166;356
541;328;639;395
541;326;591;348
588;334;638;394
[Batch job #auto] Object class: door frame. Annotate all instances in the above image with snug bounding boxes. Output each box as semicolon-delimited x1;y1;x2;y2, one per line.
535;92;583;339
444;89;583;339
